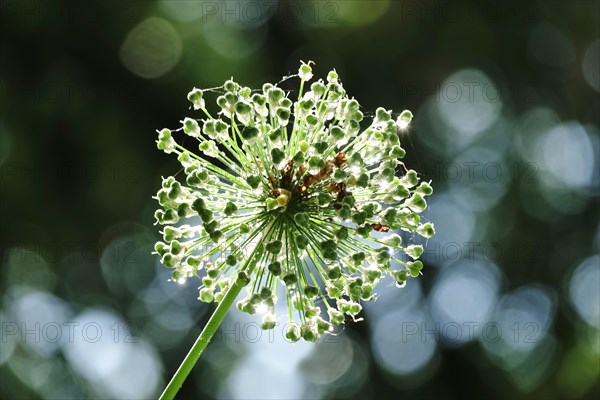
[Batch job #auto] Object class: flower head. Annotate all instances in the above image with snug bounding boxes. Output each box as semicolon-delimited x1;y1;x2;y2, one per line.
153;61;434;341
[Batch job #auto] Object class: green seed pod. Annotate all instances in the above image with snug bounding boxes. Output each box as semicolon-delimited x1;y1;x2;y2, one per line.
226;254;237;266
294;213;309;226
191;198;206;212
403;170;419;187
204;220;218;234
285;324;301;342
397;109;413;128
252;93;266;107
187;88;204;109
327;286;341;298
304;285;319;298
199;208;214;223
407;260;423;277
268;261;282;276
241;126;259;142
313;142;328;154
292;150;305;164
308;156;325;170
336;226;349;240
389;145;406;159
235;101;252;115
223;202;238;216
283;273;298;286
199;288;214;302
296;235;309;249
334;168;347;180
259;287;272;300
351;251;366;265
265;240;282;254
183;118;200;136
406;193;427;212
365;268;382;283
323;249;338;261
170;240;183;255
356;224;371;238
236;271;251;287
202;277;214;288
271;148;285;164
317;192;333;207
338;204;351;219
405;244;424;259
417;222;435;238
327;266;341;280
206;267;219;279
187;256;201;267
356;173;369;188
154;241;167;256
330;126;345;140
416;181;433;196
210;230;223;243
161;253;176;268
246;175;261;189
352;210;367;225
328;309;344;326
301;325;317;342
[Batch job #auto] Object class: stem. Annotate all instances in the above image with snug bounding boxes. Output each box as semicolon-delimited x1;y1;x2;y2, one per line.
159;218;274;399
159;280;244;400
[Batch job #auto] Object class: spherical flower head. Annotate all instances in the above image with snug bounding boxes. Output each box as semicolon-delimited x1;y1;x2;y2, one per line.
153;62;434;341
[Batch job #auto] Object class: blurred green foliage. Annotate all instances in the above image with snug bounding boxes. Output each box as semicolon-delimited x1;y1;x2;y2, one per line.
1;0;598;399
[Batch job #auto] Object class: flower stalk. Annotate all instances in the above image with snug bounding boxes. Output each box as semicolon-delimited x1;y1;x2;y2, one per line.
158;277;242;400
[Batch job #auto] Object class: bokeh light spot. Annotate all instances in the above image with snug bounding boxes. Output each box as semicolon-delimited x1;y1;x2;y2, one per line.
62;309;161;399
0;310;17;365
482;285;556;365
3;247;57;292
299;334;354;385
9;288;72;357
371;309;437;376
120;17;182;79
333;0;390;26
100;232;156;296
528;23;575;69
569;255;600;328
422;191;476;267
582;39;600;92
535;122;596;189
436;69;502;140
202;20;267;60
429;262;501;345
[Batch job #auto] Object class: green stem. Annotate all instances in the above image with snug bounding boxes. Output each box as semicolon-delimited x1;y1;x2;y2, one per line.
158;280;244;400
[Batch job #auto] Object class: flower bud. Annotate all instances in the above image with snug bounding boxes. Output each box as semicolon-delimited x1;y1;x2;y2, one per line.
299;61;313;81
187;88;204;109
397;109;413;129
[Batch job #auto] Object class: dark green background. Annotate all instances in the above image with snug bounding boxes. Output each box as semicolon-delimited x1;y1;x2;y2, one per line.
1;1;599;399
